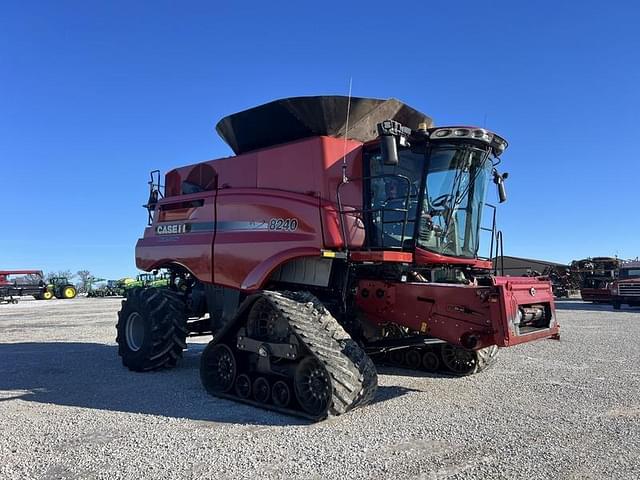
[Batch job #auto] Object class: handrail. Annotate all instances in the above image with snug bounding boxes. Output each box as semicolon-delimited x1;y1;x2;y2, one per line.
336;174;413;255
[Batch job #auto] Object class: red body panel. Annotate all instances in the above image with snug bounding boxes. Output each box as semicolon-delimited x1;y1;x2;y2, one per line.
213;189;324;290
0;270;44;286
580;288;612;303
356;276;559;348
136;136;364;287
136;133;559;350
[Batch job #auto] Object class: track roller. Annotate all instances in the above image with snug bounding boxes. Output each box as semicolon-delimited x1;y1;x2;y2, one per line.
421;349;440;372
376;343;498;376
272;380;291;407
404;349;422;369
253;377;271;403
235;374;252;399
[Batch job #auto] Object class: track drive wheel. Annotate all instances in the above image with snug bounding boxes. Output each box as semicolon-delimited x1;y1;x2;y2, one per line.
116;287;188;371
201;343;237;393
294;356;332;416
62;286;77;299
440;344;499;376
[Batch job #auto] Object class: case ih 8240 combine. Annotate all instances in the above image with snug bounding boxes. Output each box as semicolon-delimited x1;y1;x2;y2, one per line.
117;96;560;420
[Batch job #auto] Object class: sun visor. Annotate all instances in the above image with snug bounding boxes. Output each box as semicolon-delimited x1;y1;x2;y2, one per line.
215;96;433;155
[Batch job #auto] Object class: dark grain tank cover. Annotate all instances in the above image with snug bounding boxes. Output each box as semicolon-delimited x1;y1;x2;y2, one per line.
215;95;433;154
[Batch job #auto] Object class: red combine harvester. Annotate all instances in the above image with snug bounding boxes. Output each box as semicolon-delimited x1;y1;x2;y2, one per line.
117;96;560;420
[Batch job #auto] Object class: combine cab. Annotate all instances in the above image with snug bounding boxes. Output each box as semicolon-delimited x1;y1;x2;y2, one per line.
116;96;560;420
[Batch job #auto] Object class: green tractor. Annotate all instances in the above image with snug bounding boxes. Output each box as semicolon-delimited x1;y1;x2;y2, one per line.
46;276;77;299
121;273;170;297
86;277;108;297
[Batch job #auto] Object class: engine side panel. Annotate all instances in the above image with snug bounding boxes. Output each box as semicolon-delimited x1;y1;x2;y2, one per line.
213;189;325;290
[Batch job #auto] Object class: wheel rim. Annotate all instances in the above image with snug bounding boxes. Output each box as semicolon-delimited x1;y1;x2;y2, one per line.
294;357;331;415
64;287;75;298
405;349;422;369
441;344;477;375
253;377;271;403
43;291;52;300
201;344;236;393
125;312;146;352
272;380;291;407
246;298;289;342
422;351;440;372
235;374;252;399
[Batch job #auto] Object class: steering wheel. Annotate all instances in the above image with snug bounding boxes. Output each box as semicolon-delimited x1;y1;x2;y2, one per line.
430;193;453;209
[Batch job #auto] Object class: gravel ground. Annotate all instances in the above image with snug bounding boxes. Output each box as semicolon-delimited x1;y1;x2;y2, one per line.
0;297;638;480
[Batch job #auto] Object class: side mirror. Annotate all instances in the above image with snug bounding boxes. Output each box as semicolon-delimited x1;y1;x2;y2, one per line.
497;180;507;203
381;135;398;166
493;170;508;203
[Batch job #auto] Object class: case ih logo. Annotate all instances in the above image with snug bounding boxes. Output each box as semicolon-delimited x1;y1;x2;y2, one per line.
156;223;190;235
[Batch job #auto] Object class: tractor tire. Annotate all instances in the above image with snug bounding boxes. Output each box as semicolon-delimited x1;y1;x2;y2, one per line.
116;287;188;371
62;286;77;299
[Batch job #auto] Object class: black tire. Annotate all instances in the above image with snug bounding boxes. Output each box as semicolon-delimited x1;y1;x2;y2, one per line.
62;285;77;299
116;287;188;371
613;302;621;310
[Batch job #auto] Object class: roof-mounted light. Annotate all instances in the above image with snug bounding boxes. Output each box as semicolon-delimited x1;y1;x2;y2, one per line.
428;126;508;156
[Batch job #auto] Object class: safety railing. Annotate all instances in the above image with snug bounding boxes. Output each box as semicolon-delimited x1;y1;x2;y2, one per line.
336;174;413;254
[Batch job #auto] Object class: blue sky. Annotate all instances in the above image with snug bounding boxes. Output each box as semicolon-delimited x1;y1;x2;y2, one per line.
1;1;638;279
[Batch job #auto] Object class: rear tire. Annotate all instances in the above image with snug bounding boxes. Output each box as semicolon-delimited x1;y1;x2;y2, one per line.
62;286;77;299
116;288;188;371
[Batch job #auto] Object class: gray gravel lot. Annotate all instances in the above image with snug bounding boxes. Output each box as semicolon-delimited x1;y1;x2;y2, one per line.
0;297;639;479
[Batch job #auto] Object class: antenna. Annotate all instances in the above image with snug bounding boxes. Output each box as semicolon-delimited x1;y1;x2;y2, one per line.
341;77;353;184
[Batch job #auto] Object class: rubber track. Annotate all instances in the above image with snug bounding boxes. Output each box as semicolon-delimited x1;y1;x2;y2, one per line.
376;344;499;376
215;290;378;420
